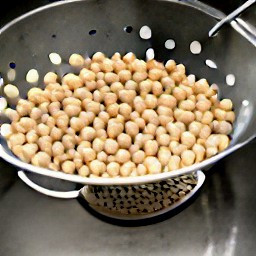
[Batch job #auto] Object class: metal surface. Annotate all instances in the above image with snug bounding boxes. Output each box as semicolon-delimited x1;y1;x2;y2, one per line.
1;0;256;185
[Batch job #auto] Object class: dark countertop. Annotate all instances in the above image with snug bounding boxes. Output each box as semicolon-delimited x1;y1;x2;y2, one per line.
1;1;256;256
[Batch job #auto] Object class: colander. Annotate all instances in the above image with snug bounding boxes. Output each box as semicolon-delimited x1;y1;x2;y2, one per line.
0;0;255;219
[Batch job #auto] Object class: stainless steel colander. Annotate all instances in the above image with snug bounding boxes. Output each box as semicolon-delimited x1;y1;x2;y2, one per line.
0;0;256;189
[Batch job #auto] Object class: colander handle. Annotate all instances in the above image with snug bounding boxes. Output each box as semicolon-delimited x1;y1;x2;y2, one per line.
17;170;81;199
209;0;256;37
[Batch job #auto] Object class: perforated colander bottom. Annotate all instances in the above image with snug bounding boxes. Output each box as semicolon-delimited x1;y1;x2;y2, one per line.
82;172;199;216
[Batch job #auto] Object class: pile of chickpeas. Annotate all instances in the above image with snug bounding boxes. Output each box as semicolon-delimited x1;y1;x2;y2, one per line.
2;52;235;178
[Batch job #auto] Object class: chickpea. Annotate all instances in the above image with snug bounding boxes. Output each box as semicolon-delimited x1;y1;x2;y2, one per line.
16;100;34;117
113;59;126;73
96;79;106;89
158;147;172;166
62;73;83;90
144;94;158;109
97;151;108;162
19;117;37;132
28;88;49;104
171;87;186;101
132;150;145;164
37;123;50;136
130;111;140;121
118;70;132;83
98;111;110;124
141;109;159;125
166;122;181;141
84;101;101;115
92;52;105;62
148;69;163;81
134;96;147;114
125;121;139;137
157;134;171;147
158;94;177;109
192;144;206;163
137;164;147;176
151;81;163;97
157;106;173;117
106;103;119;118
135;117;146;130
194;79;210;94
214;108;227;121
219;99;233;111
199;124;211;139
174;110;195;125
119;103;132;120
179;100;195;111
44;72;58;85
115;149;131;164
100;58;114;72
62;134;76;150
85;81;97;91
107;122;124;138
31;152;51;168
125;80;138;91
62;161;76;174
107;162;120;177
38;136;52;155
144;140;158;156
69;53;85;67
79;68;96;83
139;79;152;96
38;102;50;114
5;108;20;122
194;110;203;122
144;156;162;174
104;72;119;84
156;126;167;137
181;132;196;149
165;59;176;73
161;76;175;91
123;52;136;63
117;133;132;149
51;141;65;157
78;166;90;177
96;129;108;140
179;84;193;97
104;139;119;154
206;147;218;158
196;99;212;112
55;114;69;129
225;111;235;123
143;123;157;136
80;127;96;141
181;150;196;166
118;89;136;104
120;161;136;177
82;148;96;162
201;111;214;125
25;130;38;144
169;141;188;156
159;116;174;126
188;121;202;137
50;127;63;141
89;160;106;176
147;59;165;70
69;117;84;132
21;143;39;163
110;82;124;93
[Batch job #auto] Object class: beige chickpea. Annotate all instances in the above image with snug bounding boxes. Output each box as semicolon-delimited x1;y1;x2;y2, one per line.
159;115;174;127
158;94;177;109
161;76;175;91
194;79;210;94
104;139;119;154
85;111;95;125
148;68;163;81
215;121;232;135
181;150;196;166
118;89;136;104
151;81;163;97
169;141;187;156
69;117;85;132
157;106;173;117
85;80;97;91
156;126;167;137
168;155;181;171
165;59;176;72
219;99;233;111
79;68;96;83
158;147;172;166
50;127;63;141
179;100;195;111
131;59;147;72
175;110;195;125
225;111;235;123
120;161;136;177
96;79;106;89
196;99;212;112
188;121;202;137
96;129;107;140
38;136;52;155
141;109;158;125
135;117;146;130
194;110;203;122
113;59;126;73
19;117;37;132
89;160;106;176
5;108;20;122
31;152;51;168
38;102;50;114
139;79;152;96
129;144;140;155
144;140;158;156
61;161;76;174
172;87;187;101
143;123;157;136
69;53;85;67
104;72;119;84
179;84;193;97
106;103;119;117
214;108;227;121
98;111;110;124
125;121;139;137
137;164;147;176
100;58;114;72
48;102;60;116
92;90;104;103
201;111;214;125
107;122;124;138
134;96;147;114
125;80;138;91
199;124;212;139
132;150;145;164
103;92;117;106
166;122;181;141
44;72;58;85
64;105;81;118
37;123;50;136
62;73;83;90
157;134;171;147
78;166;90;177
119;103;132;120
21;143;39;163
130;111;140;121
111;52;121;60
147;59;165;70
110;82;124;93
92;138;105;153
107;162;120;177
144;94;158;109
62;134;76;150
52;141;65;157
206;147;218;158
26;130;39;144
97;151;108;162
117;133;132;149
82;148;96;162
84;101;100;115
92;52;105;62
144;156;162;174
115;149;131;164
50;87;66;102
123;52;136;63
192;144;206;163
80;127;96;141
27;88;49;104
218;134;230;152
118;70;132;83
181;132;196;149
16;100;34;117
